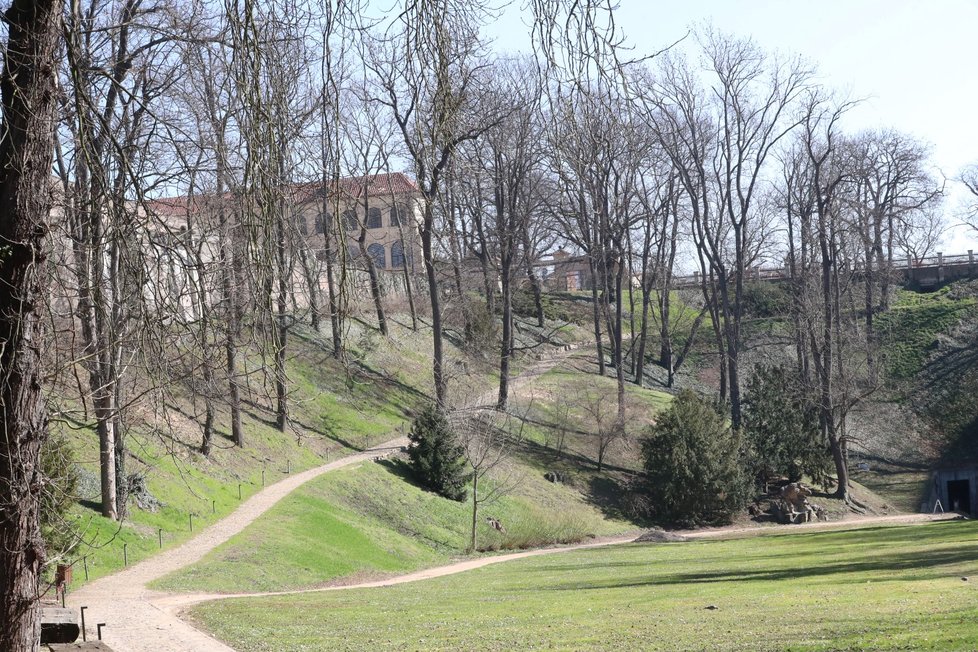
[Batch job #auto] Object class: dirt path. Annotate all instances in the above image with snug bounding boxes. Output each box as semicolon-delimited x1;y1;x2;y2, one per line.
66;439;407;652
65;340;952;652
155;512;956;616
65;344;582;651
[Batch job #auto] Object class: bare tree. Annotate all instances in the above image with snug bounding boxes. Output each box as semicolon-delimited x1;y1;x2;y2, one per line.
452;407;523;552
961;163;978;235
366;0;500;405
644;33;812;429
457;57;546;409
59;0;182;518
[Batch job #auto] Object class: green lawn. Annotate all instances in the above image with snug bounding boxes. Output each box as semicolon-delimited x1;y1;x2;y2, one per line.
189;519;978;651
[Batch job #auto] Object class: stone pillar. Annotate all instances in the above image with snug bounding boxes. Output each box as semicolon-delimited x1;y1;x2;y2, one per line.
938;251;944;283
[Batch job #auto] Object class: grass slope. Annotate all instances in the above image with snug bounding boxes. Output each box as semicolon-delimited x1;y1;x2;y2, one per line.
58;317;504;589
152;453;634;593
190;519;978;652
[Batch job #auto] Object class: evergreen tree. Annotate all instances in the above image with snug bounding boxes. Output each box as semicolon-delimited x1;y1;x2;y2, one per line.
743;365;830;484
641;390;750;526
407;405;468;501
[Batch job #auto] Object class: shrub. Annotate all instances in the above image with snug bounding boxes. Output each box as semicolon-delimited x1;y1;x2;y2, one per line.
742;365;830;484
407;404;468;501
40;433;79;554
741;281;790;318
640;390;749;526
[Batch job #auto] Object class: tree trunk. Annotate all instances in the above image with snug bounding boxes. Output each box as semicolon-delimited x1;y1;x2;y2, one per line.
587;254;604;375
0;1;61;648
521;226;545;328
274;204;289;432
358;221;389;336
469;472;479;552
421;201;446;405
497;261;512;410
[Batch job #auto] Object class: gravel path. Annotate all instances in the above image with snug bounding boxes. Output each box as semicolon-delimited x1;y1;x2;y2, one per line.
155;512;956;615
67;439;407;652
64;340;952;652
64;343;584;650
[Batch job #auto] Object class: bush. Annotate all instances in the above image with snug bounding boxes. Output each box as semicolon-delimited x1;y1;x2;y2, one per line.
741;281;790;318
640;390;749;526
742;365;830;484
407;404;468;501
40;433;79;554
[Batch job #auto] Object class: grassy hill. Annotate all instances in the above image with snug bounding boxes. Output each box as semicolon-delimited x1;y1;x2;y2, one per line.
56;275;971;595
55;315;499;589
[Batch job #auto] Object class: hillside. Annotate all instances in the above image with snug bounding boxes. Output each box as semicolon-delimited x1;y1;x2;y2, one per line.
56;309;649;592
52;274;968;600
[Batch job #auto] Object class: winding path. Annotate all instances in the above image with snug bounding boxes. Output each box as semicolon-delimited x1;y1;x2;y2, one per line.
67;440;407;652
66;343;585;650
65;341;954;651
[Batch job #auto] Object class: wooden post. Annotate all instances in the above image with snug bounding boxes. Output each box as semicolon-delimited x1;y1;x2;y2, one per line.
158;528;163;549
80;606;87;642
123;543;128;567
83;556;88;581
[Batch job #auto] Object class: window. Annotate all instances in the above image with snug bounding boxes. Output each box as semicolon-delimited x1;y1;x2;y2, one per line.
389;204;405;227
299;215;309;236
314;213;329;235
367;207;383;229
367;243;386;269
343;210;358;232
391;241;405;268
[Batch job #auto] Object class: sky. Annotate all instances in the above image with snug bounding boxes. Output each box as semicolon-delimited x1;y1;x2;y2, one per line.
485;0;978;252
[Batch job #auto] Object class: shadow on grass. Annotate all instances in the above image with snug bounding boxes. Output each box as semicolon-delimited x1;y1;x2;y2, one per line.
542;521;978;591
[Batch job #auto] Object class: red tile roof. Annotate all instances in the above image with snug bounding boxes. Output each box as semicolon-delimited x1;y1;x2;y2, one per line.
145;173;418;219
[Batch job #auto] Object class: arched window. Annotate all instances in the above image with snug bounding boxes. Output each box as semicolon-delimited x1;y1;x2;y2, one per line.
343;210;358;232
367;243;386;269
299;215;309;236
367;206;383;229
391;241;405;268
314;213;329;235
389;204;405;227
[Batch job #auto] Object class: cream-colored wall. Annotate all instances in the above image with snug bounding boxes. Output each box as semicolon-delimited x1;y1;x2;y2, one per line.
294;192;422;271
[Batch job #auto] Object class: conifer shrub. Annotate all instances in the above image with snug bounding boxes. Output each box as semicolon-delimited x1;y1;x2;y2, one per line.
407;404;468;501
742;365;830;484
640;390;749;526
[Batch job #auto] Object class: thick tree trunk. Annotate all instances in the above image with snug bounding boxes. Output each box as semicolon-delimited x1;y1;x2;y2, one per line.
497;262;512;410
421;202;446;405
0;1;61;648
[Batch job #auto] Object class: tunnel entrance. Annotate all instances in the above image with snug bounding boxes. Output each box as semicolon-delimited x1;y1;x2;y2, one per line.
947;479;971;514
